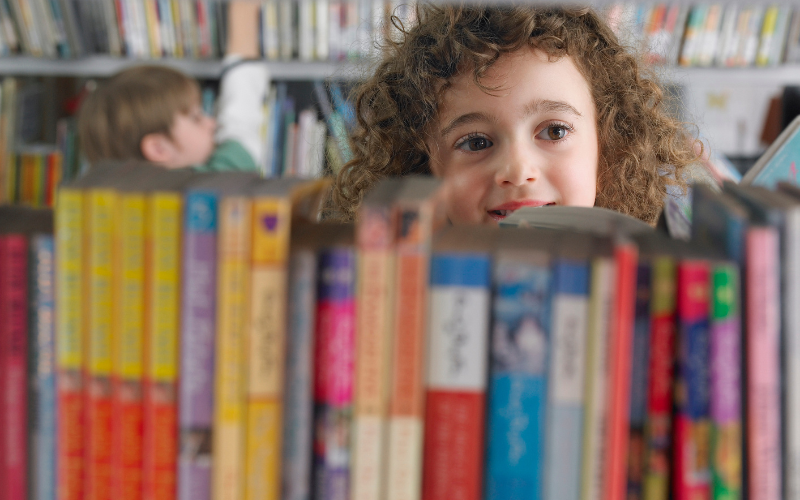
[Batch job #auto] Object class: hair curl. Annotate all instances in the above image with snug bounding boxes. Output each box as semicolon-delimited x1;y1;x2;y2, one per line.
329;3;699;224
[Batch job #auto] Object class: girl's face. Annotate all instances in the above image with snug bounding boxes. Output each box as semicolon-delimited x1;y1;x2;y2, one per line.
427;48;599;224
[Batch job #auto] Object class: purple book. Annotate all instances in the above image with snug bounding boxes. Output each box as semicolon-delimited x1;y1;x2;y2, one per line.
178;190;218;500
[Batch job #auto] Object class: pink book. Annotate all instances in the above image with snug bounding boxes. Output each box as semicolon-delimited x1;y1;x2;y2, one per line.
745;227;782;500
0;234;29;500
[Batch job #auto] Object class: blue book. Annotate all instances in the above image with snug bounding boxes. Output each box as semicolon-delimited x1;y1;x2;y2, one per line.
544;253;590;500
742;114;800;189
29;234;56;500
486;246;551;500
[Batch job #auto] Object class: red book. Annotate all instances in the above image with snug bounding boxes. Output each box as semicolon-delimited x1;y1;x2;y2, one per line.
0;234;29;500
604;240;638;500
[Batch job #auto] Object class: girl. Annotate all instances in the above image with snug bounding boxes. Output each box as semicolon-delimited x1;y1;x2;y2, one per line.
329;3;699;225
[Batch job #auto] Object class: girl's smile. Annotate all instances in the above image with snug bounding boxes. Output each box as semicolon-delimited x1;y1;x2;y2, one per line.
427;47;599;225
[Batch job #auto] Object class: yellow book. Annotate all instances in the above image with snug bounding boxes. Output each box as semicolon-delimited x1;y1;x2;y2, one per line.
213;195;252;500
756;6;779;66
116;192;146;384
144;0;162;58
172;0;184;58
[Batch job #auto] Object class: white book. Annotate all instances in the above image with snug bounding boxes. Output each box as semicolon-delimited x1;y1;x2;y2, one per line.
314;0;328;60
307;120;327;178
298;0;314;61
715;4;739;67
263;1;279;60
279;1;296;60
328;1;341;60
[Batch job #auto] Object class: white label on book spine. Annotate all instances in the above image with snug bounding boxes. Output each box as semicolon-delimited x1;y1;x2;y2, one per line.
551;295;588;404
427;286;490;391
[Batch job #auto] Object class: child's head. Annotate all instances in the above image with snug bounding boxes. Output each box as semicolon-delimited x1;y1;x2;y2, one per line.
331;4;698;224
78;65;216;169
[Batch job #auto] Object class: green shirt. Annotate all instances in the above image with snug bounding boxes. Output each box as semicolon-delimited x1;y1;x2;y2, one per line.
193;140;260;174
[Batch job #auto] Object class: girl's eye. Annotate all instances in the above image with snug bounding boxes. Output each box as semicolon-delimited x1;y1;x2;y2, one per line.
537;124;571;141
456;135;493;152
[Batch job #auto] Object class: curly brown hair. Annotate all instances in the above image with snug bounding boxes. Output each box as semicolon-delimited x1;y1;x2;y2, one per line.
329;2;699;224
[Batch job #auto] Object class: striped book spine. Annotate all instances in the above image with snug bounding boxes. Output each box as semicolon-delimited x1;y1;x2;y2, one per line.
213;196;251;500
486;250;551;500
0;234;28;500
423;252;491;500
352;204;396;500
282;248;318;500
143;191;182;500
56;187;84;500
30;234;57;500
580;256;615;500
673;259;711;500
245;197;292;500
545;258;590;500
644;256;677;500
313;246;356;500
112;192;146;500
178;191;218;500
710;263;742;500
85;189;116;500
626;263;652;500
745;227;781;500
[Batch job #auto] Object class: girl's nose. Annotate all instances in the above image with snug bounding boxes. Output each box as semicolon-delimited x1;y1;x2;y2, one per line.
494;141;540;187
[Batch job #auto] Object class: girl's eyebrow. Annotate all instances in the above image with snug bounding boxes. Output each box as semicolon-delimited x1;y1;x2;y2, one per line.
522;99;582;119
439;111;496;138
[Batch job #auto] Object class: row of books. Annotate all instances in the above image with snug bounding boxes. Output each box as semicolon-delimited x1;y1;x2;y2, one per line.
0;0;418;62
0;166;792;499
613;2;800;67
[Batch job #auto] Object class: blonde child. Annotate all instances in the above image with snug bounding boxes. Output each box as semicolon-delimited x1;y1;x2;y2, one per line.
78;2;267;173
330;3;699;225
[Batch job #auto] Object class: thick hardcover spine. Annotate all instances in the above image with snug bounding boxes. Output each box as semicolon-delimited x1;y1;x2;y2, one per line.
143;192;182;500
0;234;28;500
56;187;84;500
30;234;57;500
643;256;677;500
604;242;638;500
486;251;551;500
673;259;712;500
245;198;291;500
282;248;318;500
112;192;146;500
745;228;781;500
313;246;356;500
85;189;116;500
580;257;615;500
178;191;218;500
423;253;491;500
545;258;590;500
352;204;396;500
710;263;742;500
212;196;251;500
626;263;653;500
386;202;434;500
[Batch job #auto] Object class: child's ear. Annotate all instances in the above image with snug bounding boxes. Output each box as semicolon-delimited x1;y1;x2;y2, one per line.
140;133;176;164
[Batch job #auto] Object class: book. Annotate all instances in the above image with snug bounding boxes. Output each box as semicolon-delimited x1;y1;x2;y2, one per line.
741;114;800;189
423;225;494;500
500;205;653;236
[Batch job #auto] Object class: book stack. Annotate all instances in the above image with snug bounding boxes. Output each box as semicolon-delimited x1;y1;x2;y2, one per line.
6;169;800;499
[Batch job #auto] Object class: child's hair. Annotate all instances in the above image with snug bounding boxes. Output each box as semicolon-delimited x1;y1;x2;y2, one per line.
330;3;699;224
78;65;201;164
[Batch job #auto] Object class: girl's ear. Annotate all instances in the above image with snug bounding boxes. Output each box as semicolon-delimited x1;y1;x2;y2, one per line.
140;133;176;164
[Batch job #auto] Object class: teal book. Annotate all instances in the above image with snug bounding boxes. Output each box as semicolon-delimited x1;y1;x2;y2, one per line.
742;114;800;189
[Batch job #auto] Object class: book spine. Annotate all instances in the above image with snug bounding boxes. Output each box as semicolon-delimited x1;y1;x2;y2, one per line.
786;209;800;500
352;204;396;500
112;193;146;500
673;259;711;500
626;263;652;500
245;198;291;500
710;263;741;500
282;248;318;500
85;189;116;500
745;227;781;500
56;187;84;500
545;258;590;500
580;256;614;500
385;201;433;500
30;234;57;500
143;192;182;500
486;252;551;500
212;196;251;500
0;234;28;500
604;242;638;500
423;253;491;500
643;256;677;500
313;246;356;500
178;191;218;500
